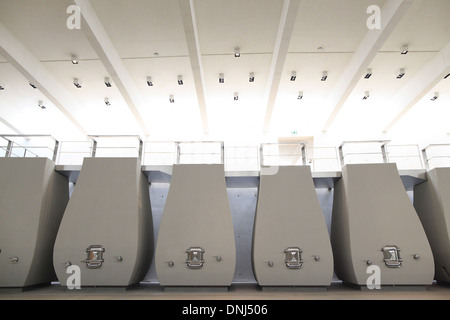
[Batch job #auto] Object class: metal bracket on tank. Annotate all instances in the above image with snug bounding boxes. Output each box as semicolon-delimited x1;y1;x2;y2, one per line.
382;245;402;268
284;247;303;269
83;245;105;269
186;247;205;269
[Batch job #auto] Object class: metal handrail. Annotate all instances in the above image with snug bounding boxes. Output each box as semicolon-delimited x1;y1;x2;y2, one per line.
0;134;59;161
259;142;306;167
338;140;390;167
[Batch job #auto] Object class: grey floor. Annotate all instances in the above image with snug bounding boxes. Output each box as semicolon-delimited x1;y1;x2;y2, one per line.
1;282;450;300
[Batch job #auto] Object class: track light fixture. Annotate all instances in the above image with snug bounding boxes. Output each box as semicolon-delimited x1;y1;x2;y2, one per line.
0;85;4;90
401;45;409;55
219;73;224;84
234;48;240;58
444;73;450;80
397;68;405;79
169;95;175;103
38;100;45;109
249;72;255;83
290;71;297;81
146;76;153;86
104;77;112;87
363;91;370;100
73;78;81;88
234;92;239;101
71;55;79;64
104;97;111;106
321;71;328;81
29;82;37;89
297;91;303;100
431;92;439;101
364;69;372;79
177;75;183;85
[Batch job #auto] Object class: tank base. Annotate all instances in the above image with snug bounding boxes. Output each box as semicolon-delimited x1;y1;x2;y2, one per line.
342;282;428;291
260;286;327;292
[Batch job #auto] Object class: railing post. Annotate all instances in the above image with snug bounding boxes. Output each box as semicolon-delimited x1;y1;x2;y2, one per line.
5;140;13;157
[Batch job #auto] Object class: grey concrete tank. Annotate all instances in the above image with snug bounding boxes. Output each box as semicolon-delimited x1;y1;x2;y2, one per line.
414;168;450;284
53;157;153;287
331;163;434;287
252;166;333;287
0;158;69;289
155;164;236;287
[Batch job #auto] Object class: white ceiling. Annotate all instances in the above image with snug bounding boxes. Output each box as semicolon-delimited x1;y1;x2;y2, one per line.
0;0;449;148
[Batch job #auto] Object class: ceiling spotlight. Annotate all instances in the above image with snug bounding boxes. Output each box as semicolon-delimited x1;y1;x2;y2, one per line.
401;45;409;55
146;76;153;87
177;75;183;85
219;73;224;84
363;91;370;100
73;78;82;88
71;55;79;64
169;95;175;103
297;91;303;100
290;71;297;81
364;68;372;79
234;48;240;58
431;92;439;101
38;100;45;109
234;92;239;101
249;72;255;83
29;82;37;89
444;73;450;80
0;85;4;90
104;97;111;106
104;77;112;87
321;71;328;81
397;68;405;79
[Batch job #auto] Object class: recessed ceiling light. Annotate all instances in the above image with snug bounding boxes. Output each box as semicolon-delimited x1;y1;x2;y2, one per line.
401;45;409;55
364;68;372;79
73;78;82;88
169;95;175;103
104;77;112;87
71;55;79;64
104;97;111;106
38;100;45;109
146;76;153;86
297;91;303;100
0;85;4;90
177;75;183;85
318;47;324;52
154;52;159;56
431;92;439;101
397;68;405;79
219;73;224;84
290;71;297;81
234;48;240;58
363;91;370;100
321;71;328;81
234;92;239;101
249;72;255;82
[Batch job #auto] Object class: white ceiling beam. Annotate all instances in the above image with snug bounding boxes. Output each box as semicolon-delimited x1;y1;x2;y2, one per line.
178;0;209;134
0;117;25;135
321;0;414;133
74;0;150;137
0;22;88;136
383;41;450;133
262;0;301;133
